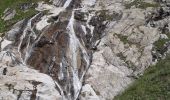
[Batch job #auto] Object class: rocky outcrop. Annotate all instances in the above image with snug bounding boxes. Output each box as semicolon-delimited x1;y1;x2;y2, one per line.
0;0;170;100
84;0;170;99
0;0;111;99
2;8;16;21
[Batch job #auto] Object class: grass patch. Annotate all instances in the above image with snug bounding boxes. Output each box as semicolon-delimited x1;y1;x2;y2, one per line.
125;0;160;9
154;38;170;52
116;34;129;44
96;10;120;21
154;32;170;50
114;55;170;100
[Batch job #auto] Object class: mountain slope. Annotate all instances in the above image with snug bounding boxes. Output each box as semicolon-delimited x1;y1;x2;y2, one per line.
0;0;170;100
115;55;170;100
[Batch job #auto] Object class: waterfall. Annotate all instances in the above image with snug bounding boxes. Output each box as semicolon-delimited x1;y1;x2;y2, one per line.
67;11;82;100
17;13;40;64
63;0;72;8
0;0;105;99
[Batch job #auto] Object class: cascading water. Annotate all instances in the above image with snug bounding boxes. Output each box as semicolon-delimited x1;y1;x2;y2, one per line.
1;0;166;99
0;0;108;99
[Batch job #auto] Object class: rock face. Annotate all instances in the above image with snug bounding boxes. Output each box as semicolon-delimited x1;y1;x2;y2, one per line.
0;0;170;100
2;8;16;21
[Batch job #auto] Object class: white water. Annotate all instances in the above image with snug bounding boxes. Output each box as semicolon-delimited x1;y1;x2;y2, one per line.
79;13;95;82
81;25;87;35
54;81;66;100
19;0;73;64
67;11;82;100
63;0;72;8
0;0;96;99
17;13;40;64
23;35;31;63
58;62;64;80
66;9;94;99
86;13;95;39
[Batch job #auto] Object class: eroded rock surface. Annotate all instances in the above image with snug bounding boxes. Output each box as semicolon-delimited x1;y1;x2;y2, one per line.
0;0;170;100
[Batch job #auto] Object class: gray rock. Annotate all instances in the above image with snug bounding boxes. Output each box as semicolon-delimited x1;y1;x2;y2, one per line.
80;84;100;100
19;3;32;11
0;0;170;100
2;8;16;21
6;20;26;41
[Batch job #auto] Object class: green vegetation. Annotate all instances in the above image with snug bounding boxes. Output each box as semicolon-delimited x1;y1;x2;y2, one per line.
116;34;129;44
154;38;170;51
114;55;170;100
96;10;115;21
154;31;170;51
125;0;160;9
0;0;50;34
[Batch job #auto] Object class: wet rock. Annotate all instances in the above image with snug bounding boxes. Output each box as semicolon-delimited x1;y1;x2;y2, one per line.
74;11;87;21
1;0;170;100
3;68;7;75
152;7;170;21
6;19;27;41
51;15;59;21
